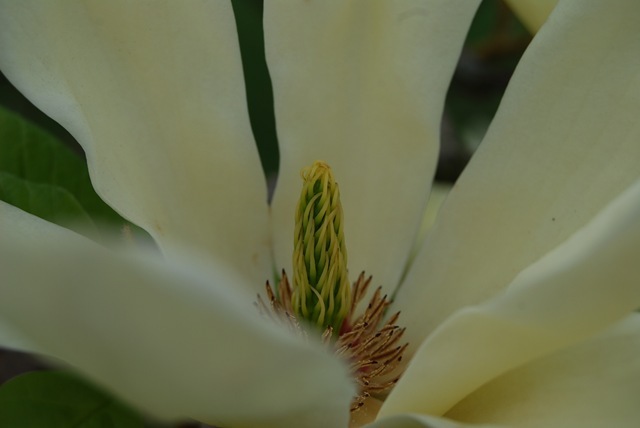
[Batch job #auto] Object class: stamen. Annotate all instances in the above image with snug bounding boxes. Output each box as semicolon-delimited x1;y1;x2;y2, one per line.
257;271;408;415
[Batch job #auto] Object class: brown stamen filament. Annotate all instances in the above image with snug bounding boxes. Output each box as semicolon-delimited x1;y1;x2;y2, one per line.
257;270;408;415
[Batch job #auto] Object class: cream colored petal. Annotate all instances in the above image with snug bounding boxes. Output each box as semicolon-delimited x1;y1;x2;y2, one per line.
0;202;355;427
265;0;480;295
395;0;640;346
447;314;640;427
381;178;640;418
0;1;271;288
0;319;38;353
367;414;504;428
405;183;451;271
0;201;102;355
503;0;557;33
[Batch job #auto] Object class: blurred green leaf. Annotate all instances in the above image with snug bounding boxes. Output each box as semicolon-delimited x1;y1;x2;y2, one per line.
0;371;143;428
440;0;532;181
446;87;504;152
467;0;501;45
0;172;97;235
231;0;279;182
0;105;125;226
468;0;530;50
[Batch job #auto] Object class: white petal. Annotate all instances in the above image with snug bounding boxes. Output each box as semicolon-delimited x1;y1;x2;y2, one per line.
406;183;451;271
0;319;38;354
395;0;640;345
380;178;640;418
503;0;557;32
0;201;355;427
265;0;480;295
446;315;640;427
0;1;271;287
367;414;503;428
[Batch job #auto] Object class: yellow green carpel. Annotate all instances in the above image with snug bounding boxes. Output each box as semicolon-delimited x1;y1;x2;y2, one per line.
292;161;351;333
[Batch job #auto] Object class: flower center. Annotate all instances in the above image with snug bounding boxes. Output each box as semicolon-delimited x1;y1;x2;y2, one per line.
256;161;408;414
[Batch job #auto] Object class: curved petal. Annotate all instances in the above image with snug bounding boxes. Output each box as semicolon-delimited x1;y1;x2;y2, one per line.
0;201;355;427
0;1;271;288
503;0;557;33
405;183;451;272
0;320;37;354
444;314;640;427
380;178;640;418
367;414;504;428
395;0;640;345
265;0;480;296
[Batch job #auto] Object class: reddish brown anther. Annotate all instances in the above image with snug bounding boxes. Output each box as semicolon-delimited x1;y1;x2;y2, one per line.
257;270;408;414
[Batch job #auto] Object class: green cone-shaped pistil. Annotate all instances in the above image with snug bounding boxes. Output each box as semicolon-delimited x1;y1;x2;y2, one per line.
292;161;351;333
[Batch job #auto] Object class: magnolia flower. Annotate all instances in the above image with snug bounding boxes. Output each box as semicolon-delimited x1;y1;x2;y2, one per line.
1;1;640;427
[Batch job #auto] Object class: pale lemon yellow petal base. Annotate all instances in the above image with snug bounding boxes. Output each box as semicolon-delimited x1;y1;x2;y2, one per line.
382;178;640;418
368;414;503;428
447;315;640;427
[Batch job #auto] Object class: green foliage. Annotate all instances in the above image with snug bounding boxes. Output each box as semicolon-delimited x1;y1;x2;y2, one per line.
0;106;135;237
0;371;143;428
0;172;97;235
231;0;279;180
